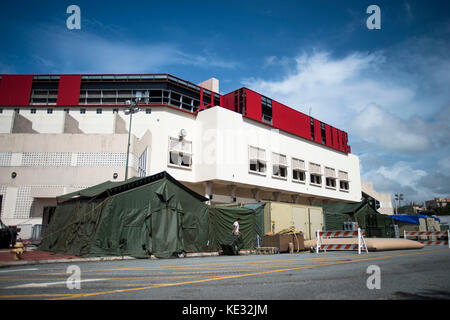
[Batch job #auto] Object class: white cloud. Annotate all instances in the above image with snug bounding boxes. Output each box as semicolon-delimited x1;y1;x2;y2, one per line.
438;157;450;173
243;44;450;201
362;162;429;201
28;27;239;74
350;103;431;154
242;50;416;129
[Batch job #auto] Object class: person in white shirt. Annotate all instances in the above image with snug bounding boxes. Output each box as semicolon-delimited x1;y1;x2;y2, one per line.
233;218;242;236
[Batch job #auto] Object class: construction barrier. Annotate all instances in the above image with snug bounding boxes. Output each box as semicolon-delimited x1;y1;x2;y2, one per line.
404;230;449;248
316;228;368;254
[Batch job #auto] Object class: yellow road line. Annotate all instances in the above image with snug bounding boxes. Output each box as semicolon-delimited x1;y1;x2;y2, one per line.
0;293;74;299
2;249;445;300
30;254;376;276
49;249;440;300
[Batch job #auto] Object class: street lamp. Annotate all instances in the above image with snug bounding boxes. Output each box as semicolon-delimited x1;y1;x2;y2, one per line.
394;193;404;214
124;98;142;180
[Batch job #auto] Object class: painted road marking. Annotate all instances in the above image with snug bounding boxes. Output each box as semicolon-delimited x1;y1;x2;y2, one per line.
32;254;380;276
49;249;444;300
0;268;39;273
5;278;108;289
0;248;446;300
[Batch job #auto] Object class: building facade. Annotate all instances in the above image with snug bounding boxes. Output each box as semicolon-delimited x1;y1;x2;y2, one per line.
0;74;361;237
425;197;450;209
361;181;394;215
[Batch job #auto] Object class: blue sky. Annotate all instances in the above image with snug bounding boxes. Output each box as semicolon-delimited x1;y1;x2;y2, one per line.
1;0;449;204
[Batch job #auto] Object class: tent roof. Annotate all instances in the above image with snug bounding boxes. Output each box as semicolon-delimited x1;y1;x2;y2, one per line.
57;171;208;202
321;201;368;214
391;214;428;225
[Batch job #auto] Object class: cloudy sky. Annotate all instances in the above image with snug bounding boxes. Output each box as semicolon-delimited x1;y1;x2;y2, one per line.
0;0;449;204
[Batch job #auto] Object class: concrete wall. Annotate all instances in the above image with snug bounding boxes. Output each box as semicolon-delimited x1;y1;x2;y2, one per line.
193;107;362;203
0;105;362;228
362;181;394;215
0;132;151;226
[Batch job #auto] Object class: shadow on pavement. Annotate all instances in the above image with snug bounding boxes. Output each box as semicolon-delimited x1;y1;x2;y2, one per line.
393;289;450;300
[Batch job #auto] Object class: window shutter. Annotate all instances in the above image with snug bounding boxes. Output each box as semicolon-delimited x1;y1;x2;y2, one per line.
249;146;258;160
309;163;321;175
325;167;336;177
338;170;349;181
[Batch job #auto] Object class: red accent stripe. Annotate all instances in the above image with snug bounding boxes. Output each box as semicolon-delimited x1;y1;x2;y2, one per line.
245;88;262;122
57;75;81;106
200;87;203;108
0;75;33;106
272;100;311;140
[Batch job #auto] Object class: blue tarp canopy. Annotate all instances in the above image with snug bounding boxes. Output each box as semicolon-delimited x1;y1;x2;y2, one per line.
391;214;427;225
433;216;441;222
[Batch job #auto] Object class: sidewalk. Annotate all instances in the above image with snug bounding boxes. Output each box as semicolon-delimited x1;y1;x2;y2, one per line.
0;247;257;268
0;247;135;268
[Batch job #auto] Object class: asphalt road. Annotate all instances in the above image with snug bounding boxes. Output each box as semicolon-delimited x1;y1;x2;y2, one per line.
0;247;449;301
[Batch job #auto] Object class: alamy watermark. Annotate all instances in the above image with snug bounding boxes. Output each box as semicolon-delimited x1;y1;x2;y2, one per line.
366;5;381;30
66;5;81;30
366;265;381;289
66;265;81;289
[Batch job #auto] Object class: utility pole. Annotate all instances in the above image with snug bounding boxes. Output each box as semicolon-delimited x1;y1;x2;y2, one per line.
394;193;404;214
124;97;144;180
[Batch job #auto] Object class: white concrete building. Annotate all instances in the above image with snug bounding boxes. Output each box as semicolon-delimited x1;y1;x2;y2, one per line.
361;181;394;215
0;74;362;237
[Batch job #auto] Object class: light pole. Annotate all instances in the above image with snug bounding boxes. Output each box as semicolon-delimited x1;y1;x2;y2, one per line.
394;193;404;214
124;98;142;180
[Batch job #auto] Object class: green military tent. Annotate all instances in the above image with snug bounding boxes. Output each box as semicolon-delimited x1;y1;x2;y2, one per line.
208;202;266;251
39;171;265;259
39;171;212;259
321;200;395;238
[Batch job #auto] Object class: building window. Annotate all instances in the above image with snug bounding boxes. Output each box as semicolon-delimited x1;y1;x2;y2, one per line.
292;158;306;183
96;108;102;114
309;162;322;186
0;108;2;113
326;177;336;188
321;122;326;145
138;148;148;177
249;146;266;175
311;174;322;185
47;108;53;114
234;89;246;115
338;170;350;191
272;153;287;179
325;167;336;189
146;108;151;114
80;108;86;114
14;108;19;114
168;137;192;169
261;96;272;124
330;127;334;146
113;108;119;114
30;109;36;114
30;89;58;105
310;118;315;140
340;181;349;191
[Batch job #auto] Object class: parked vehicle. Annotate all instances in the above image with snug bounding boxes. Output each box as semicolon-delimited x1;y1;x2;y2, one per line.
0;219;20;248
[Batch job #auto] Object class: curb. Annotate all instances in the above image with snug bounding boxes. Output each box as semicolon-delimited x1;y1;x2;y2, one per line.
0;249;260;267
0;256;136;268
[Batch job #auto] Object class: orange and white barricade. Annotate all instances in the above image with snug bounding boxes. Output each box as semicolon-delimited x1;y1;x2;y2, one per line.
315;228;368;254
403;230;449;248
